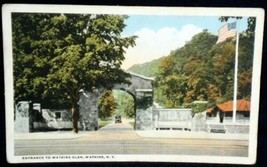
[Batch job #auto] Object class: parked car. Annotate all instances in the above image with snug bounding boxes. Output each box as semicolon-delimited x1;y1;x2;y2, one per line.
115;115;122;123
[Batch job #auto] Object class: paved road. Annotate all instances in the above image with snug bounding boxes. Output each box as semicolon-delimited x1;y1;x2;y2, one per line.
15;120;248;156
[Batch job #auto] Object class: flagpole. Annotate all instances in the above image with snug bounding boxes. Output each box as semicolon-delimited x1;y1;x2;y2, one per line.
233;21;239;123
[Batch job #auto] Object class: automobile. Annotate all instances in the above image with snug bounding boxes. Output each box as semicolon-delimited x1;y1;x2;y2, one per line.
115;115;122;123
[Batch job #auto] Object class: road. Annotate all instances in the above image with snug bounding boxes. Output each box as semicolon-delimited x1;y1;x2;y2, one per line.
15;119;248;157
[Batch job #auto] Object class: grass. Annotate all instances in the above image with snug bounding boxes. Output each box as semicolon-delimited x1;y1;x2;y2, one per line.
98;120;111;129
128;121;135;128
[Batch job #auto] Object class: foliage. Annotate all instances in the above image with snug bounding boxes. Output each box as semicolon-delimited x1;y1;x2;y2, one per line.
136;95;153;110
155;31;217;108
98;90;117;120
191;102;208;115
98;120;111;129
127;56;165;77
114;90;135;118
154;18;254;108
155;74;188;108
12;13;136;132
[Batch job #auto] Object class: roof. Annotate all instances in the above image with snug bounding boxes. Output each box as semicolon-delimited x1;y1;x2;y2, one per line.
206;108;213;113
207;99;250;113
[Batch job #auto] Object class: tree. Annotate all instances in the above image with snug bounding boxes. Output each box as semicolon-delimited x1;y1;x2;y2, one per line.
155;74;188;108
208;32;254;103
154;18;254;108
98;90;117;120
209;41;236;103
217;17;255;102
114;90;135;118
12;13;136;133
155;31;217;107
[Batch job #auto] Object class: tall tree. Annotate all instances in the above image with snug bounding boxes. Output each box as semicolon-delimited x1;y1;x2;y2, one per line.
217;17;255;101
98;90;117;120
155;18;254;108
114;90;135;118
155;31;217;107
12;13;136;133
209;41;236;103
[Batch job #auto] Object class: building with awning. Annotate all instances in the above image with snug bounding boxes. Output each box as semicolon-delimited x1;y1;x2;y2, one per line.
206;99;250;124
205;99;250;134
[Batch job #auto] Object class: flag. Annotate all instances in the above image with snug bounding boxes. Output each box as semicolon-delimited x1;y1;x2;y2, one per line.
216;22;237;44
227;22;236;30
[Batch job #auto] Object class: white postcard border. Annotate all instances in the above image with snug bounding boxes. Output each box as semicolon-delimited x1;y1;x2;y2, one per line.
2;4;265;164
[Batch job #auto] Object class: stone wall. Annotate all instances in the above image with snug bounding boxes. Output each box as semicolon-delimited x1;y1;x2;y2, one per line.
32;109;77;130
191;112;206;132
153;109;192;130
224;124;250;134
15;101;84;132
206;112;250;134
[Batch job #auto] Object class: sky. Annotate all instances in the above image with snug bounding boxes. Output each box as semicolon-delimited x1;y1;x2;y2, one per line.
121;15;248;70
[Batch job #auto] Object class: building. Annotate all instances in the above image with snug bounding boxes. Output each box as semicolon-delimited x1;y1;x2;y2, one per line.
207;99;250;124
206;99;250;134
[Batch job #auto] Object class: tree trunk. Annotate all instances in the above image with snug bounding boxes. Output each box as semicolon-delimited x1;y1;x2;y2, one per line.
219;89;222;98
72;104;79;133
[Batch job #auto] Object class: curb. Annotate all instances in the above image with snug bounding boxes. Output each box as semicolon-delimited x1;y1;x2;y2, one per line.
14;131;89;140
136;130;249;140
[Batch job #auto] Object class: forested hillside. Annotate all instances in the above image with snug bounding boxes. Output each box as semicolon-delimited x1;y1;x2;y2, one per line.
154;29;254;108
126;57;164;77
128;22;255;109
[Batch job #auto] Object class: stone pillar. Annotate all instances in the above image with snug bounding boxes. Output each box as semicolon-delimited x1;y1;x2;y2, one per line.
135;89;154;130
15;101;33;133
191;101;208;132
79;89;101;131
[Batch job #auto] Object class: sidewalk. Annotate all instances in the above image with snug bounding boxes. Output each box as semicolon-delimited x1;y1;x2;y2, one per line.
14;131;90;140
14;130;249;141
136;130;249;140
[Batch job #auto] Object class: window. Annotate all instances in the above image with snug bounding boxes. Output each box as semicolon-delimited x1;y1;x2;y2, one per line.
244;112;250;117
225;112;233;117
55;112;61;119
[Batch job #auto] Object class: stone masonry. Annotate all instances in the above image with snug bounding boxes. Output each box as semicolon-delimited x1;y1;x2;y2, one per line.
79;72;154;131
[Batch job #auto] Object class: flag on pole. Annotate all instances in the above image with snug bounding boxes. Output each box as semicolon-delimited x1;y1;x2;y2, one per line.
216;22;237;44
216;21;239;123
233;21;239;123
227;22;237;30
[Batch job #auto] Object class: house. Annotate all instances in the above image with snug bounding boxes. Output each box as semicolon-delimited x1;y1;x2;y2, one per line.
206;99;250;124
205;99;250;134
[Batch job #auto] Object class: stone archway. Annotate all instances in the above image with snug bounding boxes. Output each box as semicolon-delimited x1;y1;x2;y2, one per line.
78;72;154;131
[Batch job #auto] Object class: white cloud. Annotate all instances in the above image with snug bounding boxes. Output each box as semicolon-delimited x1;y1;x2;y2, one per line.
122;24;203;70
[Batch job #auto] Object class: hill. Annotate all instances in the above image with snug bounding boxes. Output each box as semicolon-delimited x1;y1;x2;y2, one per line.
126;56;165;78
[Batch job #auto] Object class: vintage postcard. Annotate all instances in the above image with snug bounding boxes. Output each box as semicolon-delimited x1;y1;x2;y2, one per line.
3;4;264;164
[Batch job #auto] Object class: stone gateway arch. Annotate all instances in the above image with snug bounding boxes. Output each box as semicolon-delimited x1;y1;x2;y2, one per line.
78;72;154;131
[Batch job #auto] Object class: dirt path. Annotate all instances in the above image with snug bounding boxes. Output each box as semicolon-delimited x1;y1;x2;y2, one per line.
77;119;141;141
